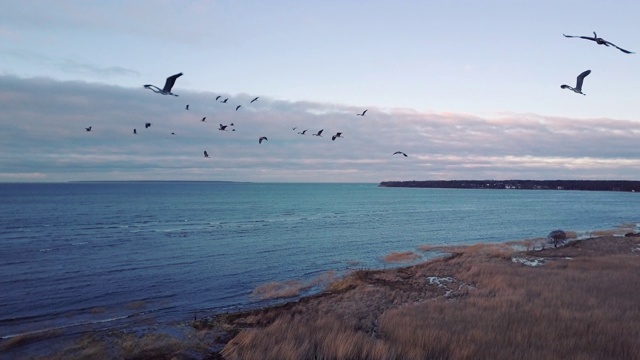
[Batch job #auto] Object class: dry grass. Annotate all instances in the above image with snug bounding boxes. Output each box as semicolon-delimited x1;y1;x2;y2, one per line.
219;235;640;360
252;271;336;300
382;251;420;263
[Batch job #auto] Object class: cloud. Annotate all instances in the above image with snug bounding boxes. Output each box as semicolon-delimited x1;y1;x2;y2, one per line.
1;75;639;182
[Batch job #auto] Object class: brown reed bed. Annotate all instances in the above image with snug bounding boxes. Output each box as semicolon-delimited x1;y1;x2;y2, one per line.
219;235;640;360
16;234;640;359
382;251;420;263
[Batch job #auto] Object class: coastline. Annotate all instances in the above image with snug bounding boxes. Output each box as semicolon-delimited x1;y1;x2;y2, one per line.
5;231;640;359
378;180;640;192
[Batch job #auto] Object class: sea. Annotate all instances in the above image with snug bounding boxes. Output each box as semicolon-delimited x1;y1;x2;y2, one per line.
1;182;639;343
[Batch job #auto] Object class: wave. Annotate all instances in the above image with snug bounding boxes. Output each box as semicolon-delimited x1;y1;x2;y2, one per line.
0;315;130;340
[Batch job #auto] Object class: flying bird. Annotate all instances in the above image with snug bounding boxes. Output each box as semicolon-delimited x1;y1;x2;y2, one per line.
332;132;343;141
215;96;221;101
230;123;235;127
561;70;591;95
85;126;92;132
201;117;206;122
171;132;176;135
357;109;368;116
292;127;297;131
259;136;268;144
133;129;137;134
313;129;323;137
298;129;307;135
185;104;189;110
250;97;259;103
145;122;151;128
143;72;183;96
204;151;209;158
221;98;228;103
219;124;228;131
236;105;241;111
563;32;634;54
393;151;408;157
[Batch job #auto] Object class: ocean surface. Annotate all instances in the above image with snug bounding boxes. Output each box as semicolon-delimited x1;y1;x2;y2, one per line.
1;182;639;341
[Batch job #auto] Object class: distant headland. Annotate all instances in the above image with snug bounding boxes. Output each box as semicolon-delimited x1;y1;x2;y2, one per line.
378;180;640;192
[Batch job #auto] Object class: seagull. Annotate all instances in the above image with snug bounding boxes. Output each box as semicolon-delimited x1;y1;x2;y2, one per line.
292;127;297;131
357;109;368;116
250;97;259;103
201;117;206;122
561;70;591;95
313;129;323;137
332;132;343;141
215;96;221;101
219;124;228;131
133;129;137;134
85;126;92;132
298;129;307;135
259;136;268;144
204;151;209;158
143;72;183;96
236;105;241;111
145;122;151;128
185;104;189;110
393;151;408;157
563;32;634;54
221;98;228;103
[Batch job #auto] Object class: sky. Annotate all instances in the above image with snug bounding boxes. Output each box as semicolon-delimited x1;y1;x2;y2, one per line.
2;0;640;182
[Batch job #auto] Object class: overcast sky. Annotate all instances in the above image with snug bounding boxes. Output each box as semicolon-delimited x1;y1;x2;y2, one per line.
2;0;640;182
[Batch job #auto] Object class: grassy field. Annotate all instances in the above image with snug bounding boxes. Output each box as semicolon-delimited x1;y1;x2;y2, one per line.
9;234;640;359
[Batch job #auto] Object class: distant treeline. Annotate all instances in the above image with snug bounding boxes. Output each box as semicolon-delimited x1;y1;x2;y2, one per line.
378;180;640;192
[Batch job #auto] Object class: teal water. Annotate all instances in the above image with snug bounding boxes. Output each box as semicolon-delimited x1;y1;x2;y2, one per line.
1;182;638;340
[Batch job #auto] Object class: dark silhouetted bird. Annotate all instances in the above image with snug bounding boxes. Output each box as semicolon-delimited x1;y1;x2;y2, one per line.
561;70;591;95
236;105;241;111
563;32;634;54
171;132;175;135
145;123;151;128
332;132;343;141
250;97;259;103
298;129;307;135
313;129;323;137
259;136;268;144
143;72;183;96
215;96;221;101
221;98;228;103
133;129;137;134
185;104;189;110
393;151;408;157
357;109;368;116
201;117;206;122
204;151;209;158
85;126;92;132
219;124;228;131
292;127;297;131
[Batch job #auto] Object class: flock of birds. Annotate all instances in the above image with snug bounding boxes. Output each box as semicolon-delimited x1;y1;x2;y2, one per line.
138;73;390;158
85;31;634;161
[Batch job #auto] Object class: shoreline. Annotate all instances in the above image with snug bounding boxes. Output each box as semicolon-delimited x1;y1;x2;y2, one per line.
5;231;640;359
379;179;640;192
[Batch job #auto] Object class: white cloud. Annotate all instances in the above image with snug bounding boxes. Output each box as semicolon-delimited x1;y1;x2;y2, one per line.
1;75;640;182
